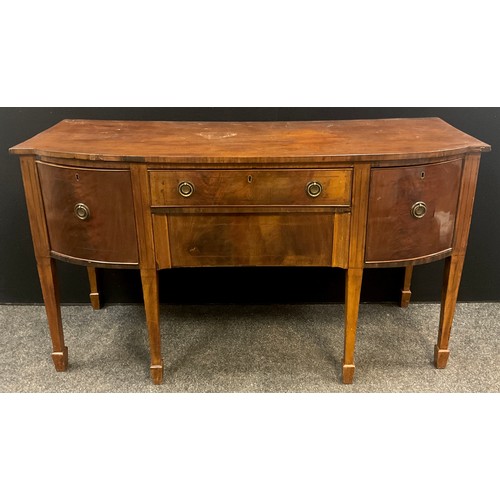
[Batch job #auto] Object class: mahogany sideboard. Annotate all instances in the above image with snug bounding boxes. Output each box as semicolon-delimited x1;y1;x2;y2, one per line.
10;118;491;385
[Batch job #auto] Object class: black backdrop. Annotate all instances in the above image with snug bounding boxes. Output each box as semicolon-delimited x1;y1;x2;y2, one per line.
1;107;499;304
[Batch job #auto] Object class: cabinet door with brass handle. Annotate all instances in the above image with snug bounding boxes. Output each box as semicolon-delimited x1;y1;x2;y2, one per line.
36;161;139;265
365;159;462;264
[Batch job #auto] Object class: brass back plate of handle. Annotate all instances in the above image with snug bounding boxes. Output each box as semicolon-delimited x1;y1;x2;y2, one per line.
178;181;195;198
411;201;427;219
306;181;322;198
74;203;90;220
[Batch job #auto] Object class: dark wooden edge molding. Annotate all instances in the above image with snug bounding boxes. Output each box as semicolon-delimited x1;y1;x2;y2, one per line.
50;251;139;269
151;206;351;215
365;249;453;268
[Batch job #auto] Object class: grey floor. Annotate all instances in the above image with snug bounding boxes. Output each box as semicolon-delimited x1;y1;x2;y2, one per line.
0;302;498;392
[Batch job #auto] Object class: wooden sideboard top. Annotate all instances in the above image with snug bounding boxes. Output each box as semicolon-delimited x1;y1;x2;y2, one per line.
10;117;490;164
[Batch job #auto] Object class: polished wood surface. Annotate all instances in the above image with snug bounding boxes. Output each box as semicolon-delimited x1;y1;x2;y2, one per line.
149;169;352;207
365;159;462;264
10;118;490;163
11;119;490;385
37;161;139;265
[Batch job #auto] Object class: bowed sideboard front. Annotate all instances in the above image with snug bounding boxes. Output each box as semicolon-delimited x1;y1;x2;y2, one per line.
10;118;490;385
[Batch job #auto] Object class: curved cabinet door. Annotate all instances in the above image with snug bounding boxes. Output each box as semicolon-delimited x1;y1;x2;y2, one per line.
37;161;138;265
365;159;462;265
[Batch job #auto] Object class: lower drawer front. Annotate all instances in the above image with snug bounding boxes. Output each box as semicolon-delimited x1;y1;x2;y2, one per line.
166;214;334;267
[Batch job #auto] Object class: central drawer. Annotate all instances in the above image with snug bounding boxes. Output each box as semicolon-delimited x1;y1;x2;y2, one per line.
149;169;352;207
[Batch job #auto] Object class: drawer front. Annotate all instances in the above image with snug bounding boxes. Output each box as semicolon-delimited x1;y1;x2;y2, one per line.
149;169;352;207
365;159;462;264
37;161;138;264
165;214;334;267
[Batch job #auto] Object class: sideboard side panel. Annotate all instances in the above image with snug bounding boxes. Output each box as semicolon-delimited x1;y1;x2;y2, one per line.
130;164;157;269
452;153;481;256
348;164;371;268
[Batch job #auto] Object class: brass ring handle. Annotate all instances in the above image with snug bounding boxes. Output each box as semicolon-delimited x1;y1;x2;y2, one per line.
411;201;427;219
306;181;322;198
178;181;195;198
74;203;90;221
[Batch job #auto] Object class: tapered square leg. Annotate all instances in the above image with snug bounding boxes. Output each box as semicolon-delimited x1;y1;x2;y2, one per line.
400;265;413;308
435;255;465;369
140;268;164;384
37;258;68;372
343;268;363;384
87;267;101;310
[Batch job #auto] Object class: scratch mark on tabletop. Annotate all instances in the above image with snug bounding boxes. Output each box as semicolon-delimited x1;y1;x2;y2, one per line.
197;132;238;140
